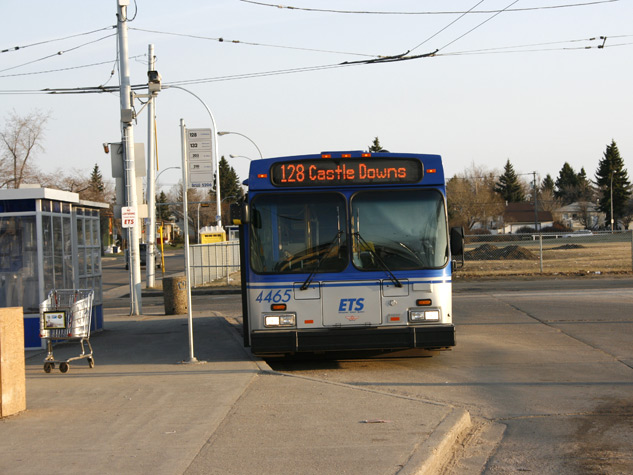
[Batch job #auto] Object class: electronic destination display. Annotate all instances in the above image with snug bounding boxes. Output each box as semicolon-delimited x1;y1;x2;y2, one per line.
270;158;423;187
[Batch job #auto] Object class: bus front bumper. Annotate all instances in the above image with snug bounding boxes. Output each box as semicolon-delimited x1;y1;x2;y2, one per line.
250;325;455;356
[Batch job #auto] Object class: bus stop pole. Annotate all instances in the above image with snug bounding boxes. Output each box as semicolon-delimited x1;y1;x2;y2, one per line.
180;119;199;364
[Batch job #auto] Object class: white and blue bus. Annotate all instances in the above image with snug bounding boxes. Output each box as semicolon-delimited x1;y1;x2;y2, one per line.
232;151;463;357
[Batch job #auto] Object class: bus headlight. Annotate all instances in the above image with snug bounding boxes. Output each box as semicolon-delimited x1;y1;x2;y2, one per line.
409;309;440;322
264;313;296;328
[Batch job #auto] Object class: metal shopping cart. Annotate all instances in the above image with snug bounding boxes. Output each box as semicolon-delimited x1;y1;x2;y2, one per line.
39;289;95;373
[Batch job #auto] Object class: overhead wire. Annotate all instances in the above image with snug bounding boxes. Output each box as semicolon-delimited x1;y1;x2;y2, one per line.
437;0;521;53
410;0;486;53
129;27;378;58
0;0;628;94
1;33;629;95
0;55;145;79
238;0;620;15
0;33;117;74
0;26;115;54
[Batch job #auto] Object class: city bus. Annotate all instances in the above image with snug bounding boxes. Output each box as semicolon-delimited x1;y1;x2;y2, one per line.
232;151;464;357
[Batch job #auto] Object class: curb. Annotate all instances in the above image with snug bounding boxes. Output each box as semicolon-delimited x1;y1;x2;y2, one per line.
398;409;472;475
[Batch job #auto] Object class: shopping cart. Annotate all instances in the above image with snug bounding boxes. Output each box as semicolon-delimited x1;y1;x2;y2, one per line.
39;289;95;373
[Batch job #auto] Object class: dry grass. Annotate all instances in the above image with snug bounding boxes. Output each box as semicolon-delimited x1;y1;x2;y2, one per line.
460;241;633;277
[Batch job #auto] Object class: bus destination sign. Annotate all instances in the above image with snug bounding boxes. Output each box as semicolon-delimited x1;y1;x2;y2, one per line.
270;158;423;187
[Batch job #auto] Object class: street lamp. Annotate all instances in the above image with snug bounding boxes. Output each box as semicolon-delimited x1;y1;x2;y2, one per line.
217;131;263;159
165;85;222;225
229;154;253;161
156;166;181;185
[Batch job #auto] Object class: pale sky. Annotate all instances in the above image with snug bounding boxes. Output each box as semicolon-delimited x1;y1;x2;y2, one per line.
2;0;632;190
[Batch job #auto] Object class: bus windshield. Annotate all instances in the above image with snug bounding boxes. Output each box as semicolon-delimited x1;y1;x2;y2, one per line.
351;189;448;270
250;193;347;274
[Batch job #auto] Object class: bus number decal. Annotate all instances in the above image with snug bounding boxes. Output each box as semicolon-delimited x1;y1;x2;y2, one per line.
255;290;292;303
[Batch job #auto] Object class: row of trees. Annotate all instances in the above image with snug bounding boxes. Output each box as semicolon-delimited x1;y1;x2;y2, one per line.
448;140;632;230
1;110;245;244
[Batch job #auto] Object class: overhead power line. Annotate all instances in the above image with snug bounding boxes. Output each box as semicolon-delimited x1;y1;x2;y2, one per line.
238;0;620;15
129;27;377;58
0;33;629;95
1;26;115;54
0;54;145;79
0;33;117;74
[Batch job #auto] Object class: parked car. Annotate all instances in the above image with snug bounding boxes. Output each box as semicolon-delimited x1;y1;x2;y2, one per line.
125;243;161;269
563;229;593;238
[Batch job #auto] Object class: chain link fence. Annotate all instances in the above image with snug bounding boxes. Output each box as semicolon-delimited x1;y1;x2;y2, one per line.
187;231;633;284
460;230;633;276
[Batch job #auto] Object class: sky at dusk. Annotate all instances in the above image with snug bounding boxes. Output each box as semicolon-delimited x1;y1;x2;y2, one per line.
2;0;632;190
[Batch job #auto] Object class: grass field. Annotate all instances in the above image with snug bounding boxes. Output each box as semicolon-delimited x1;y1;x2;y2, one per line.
460;238;633;277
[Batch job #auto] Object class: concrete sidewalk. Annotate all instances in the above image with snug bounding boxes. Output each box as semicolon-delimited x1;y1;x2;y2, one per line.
1;305;471;474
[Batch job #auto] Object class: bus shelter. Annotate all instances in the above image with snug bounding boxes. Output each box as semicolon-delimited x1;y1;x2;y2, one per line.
0;187;107;349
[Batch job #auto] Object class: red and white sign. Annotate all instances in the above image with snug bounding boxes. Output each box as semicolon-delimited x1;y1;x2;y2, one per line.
121;206;137;228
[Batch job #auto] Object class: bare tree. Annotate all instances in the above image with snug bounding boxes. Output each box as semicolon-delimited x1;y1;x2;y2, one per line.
447;164;505;230
0;110;50;188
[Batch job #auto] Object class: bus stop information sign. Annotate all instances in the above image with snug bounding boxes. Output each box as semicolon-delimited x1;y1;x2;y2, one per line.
186;128;214;188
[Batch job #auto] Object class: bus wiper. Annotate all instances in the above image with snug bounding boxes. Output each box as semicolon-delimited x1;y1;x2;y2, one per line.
300;231;344;291
353;232;402;288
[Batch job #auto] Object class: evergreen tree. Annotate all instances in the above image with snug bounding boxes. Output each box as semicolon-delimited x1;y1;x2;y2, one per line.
554;162;580;204
494;159;525;202
368;137;386;152
88;164;105;193
541;174;555;192
156;190;171;221
595;140;631;227
576;167;594;202
212;156;244;203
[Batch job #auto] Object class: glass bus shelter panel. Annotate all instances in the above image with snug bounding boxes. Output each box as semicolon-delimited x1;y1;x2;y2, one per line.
0;216;39;313
75;208;103;304
42;213;74;293
250;193;348;274
351;189;449;271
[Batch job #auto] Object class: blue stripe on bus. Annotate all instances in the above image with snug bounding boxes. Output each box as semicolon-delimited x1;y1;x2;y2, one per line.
246;279;451;290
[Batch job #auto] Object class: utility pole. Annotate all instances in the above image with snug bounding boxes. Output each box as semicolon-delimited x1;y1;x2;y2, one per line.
116;0;142;315
146;44;158;288
533;171;538;232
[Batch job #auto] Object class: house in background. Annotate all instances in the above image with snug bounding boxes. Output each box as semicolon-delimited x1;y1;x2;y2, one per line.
554;201;604;230
500;202;553;233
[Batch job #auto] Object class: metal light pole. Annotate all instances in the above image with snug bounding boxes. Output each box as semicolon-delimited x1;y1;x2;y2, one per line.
146;44;158;288
116;0;141;315
610;171;614;232
218;131;264;159
164;86;222;226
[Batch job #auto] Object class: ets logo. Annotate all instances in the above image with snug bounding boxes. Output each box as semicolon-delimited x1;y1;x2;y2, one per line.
338;298;365;313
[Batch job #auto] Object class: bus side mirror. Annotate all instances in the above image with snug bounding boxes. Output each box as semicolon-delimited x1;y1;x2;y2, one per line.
230;202;249;225
450;226;464;270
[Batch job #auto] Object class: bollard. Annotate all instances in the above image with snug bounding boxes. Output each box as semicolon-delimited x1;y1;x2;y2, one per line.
0;307;26;418
163;276;188;315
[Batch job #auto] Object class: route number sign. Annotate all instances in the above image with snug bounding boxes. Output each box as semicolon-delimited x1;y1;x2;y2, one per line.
186;128;214;188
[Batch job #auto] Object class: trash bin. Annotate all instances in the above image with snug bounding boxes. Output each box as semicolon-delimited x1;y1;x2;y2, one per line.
163;276;187;315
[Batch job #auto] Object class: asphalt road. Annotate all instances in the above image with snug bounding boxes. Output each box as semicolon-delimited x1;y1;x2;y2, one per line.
102;248;185;293
101;251;633;473
265;277;633;474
